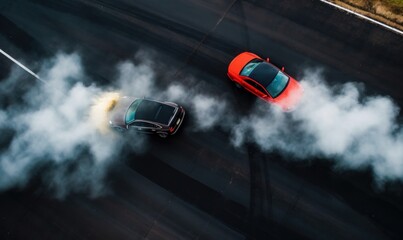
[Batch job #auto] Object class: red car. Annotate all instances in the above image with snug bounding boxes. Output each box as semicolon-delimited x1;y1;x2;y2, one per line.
227;52;303;111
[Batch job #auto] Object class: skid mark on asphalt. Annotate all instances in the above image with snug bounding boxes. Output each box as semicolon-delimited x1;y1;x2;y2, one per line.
232;0;251;50
174;0;238;76
246;144;272;239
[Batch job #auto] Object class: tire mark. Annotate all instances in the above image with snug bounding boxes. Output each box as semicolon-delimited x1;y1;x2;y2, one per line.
246;144;272;239
124;149;305;239
174;0;238;76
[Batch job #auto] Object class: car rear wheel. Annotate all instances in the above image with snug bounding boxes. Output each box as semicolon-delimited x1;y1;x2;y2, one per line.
158;132;168;138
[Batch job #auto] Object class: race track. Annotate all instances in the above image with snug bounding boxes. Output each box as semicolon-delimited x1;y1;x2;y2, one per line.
0;0;402;239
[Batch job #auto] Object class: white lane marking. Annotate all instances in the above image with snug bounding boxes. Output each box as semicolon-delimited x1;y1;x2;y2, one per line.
319;0;403;36
0;48;47;83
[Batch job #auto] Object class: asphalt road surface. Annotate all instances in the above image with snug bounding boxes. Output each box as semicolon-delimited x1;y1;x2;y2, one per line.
1;0;403;239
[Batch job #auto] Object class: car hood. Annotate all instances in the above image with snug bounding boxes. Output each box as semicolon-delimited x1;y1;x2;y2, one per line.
109;97;136;127
273;78;303;111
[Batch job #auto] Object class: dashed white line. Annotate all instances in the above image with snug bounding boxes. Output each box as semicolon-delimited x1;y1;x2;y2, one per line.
319;0;403;36
0;48;46;83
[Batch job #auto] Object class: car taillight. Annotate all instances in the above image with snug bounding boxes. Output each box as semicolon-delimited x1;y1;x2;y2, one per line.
169;126;175;133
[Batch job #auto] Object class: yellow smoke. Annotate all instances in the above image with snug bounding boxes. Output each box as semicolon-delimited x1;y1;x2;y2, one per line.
90;92;121;134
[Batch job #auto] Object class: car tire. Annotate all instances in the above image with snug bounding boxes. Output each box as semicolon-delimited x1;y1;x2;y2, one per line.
113;126;125;132
234;82;242;89
158;132;168;138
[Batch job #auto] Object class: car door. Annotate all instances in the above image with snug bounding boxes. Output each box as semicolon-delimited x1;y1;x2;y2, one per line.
130;121;162;134
129;121;151;133
244;79;269;99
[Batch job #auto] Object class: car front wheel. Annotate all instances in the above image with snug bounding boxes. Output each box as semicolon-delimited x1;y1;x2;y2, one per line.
112;126;126;132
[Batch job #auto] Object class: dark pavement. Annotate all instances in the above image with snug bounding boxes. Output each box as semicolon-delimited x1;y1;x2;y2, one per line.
0;0;402;239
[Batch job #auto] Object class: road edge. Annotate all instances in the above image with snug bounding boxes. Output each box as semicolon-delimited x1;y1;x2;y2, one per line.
319;0;403;36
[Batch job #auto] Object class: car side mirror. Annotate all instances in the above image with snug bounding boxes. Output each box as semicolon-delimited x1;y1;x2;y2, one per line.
281;67;285;71
266;57;270;62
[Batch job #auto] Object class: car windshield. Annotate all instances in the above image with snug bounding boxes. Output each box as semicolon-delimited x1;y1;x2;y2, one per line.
266;71;289;98
240;59;263;76
125;99;142;124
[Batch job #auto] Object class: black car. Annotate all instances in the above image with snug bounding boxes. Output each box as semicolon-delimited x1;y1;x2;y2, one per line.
109;97;185;138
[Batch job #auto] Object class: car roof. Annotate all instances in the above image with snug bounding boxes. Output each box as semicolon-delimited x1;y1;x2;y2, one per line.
249;62;278;87
135;99;176;125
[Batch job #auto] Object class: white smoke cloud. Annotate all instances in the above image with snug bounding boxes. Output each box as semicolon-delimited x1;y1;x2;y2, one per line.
116;60;156;97
0;110;6;127
114;57;229;131
231;69;403;182
2;50;401;196
0;53;122;198
163;82;228;130
0;50;228;197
